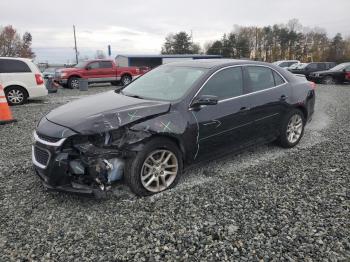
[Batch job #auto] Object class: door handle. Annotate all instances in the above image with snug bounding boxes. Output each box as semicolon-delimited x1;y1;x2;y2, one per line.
280;95;288;101
240;106;250;111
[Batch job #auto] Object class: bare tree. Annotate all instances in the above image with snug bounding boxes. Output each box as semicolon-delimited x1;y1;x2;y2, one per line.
0;25;35;58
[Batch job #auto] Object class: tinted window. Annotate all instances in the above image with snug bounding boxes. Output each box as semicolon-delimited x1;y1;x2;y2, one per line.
279;62;288;67
318;63;326;70
246;66;275;92
307;63;318;70
88;62;100;69
100;61;113;68
273;71;285;86
199;67;243;100
0;59;31;73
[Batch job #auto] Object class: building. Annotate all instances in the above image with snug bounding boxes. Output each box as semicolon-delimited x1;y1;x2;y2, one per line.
115;54;222;68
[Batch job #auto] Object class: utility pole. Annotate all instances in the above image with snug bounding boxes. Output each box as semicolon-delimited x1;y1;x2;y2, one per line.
73;25;78;64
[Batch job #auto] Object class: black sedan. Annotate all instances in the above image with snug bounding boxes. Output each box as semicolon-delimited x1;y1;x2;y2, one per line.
288;62;336;79
32;60;315;197
308;62;350;84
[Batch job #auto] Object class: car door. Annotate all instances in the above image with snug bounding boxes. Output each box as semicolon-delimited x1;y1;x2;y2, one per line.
241;66;291;141
190;66;254;161
99;61;115;81
82;61;101;80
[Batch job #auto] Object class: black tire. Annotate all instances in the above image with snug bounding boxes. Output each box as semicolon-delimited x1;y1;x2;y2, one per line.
5;86;28;105
322;76;336;85
125;137;183;196
121;74;132;86
67;77;80;89
277;109;305;148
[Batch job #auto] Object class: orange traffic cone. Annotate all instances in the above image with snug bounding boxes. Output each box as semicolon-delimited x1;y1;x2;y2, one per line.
0;84;16;125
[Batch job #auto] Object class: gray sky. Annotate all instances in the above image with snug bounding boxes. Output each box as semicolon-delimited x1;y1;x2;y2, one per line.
1;0;349;63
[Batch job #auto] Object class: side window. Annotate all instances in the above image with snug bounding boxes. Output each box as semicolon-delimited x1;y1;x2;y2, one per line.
279;62;288;67
199;67;243;100
273;70;285;86
307;63;317;70
245;66;275;92
0;59;31;73
345;66;350;72
318;63;326;70
88;62;100;69
100;61;113;68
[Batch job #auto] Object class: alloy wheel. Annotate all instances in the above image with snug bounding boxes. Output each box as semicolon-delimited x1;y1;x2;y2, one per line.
141;149;178;193
71;79;79;88
7;89;24;104
286;114;303;144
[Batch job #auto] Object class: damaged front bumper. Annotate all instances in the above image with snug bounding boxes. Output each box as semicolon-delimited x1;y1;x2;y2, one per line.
32;129;128;197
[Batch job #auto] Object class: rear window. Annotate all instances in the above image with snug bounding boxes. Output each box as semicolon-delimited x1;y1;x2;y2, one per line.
100;61;113;68
0;59;31;73
273;71;285;86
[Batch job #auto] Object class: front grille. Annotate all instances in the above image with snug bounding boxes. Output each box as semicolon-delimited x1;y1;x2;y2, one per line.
37;133;61;143
34;146;50;167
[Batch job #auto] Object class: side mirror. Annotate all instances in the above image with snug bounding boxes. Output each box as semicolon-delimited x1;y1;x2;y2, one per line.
191;95;218;109
85;65;91;70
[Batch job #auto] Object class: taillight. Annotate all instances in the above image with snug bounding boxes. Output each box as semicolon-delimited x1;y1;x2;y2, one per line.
35;74;44;85
309;81;316;90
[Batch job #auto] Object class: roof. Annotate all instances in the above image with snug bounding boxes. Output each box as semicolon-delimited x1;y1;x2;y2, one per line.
115;54;222;59
0;56;32;62
161;59;267;69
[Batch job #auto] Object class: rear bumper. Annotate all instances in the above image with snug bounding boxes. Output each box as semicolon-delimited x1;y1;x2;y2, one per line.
27;84;48;98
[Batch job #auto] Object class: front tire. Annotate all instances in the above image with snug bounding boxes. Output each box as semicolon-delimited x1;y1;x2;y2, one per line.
125;138;183;196
278;109;305;148
5;86;28;105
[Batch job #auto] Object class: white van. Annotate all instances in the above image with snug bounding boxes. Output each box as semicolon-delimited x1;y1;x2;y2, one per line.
0;57;48;105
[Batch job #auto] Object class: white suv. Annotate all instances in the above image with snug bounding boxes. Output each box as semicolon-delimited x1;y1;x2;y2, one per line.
0;57;48;105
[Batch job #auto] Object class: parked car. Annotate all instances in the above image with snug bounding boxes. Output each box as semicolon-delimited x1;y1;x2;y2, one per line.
33;59;315;197
308;62;350;84
0;57;48;105
55;59;142;89
273;60;300;68
287;63;306;70
42;67;58;79
288;62;336;79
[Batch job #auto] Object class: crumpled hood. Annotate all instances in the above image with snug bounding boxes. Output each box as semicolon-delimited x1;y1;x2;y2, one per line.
46;91;171;134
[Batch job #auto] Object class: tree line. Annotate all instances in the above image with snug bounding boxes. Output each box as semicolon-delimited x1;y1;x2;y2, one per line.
161;19;350;63
0;25;35;58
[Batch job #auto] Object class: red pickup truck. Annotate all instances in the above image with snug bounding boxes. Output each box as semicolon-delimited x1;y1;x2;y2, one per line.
55;59;146;89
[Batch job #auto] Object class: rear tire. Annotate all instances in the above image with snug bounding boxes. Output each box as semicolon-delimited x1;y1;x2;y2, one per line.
5;86;28;105
68;77;80;89
125;138;183;196
322;76;336;85
121;75;132;86
278;109;305;148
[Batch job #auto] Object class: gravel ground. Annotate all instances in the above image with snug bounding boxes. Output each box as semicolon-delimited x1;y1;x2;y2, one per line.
0;84;349;261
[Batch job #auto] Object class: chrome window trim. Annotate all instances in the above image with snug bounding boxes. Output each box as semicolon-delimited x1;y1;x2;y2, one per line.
189;64;288;108
33;131;66;147
32;146;51;169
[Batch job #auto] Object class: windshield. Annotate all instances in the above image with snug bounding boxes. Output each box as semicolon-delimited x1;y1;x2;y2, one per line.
330;64;346;71
74;61;87;68
122;65;207;101
298;63;309;69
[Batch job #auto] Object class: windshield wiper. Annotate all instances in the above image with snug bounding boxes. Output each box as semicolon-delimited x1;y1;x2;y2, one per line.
118;90;144;99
